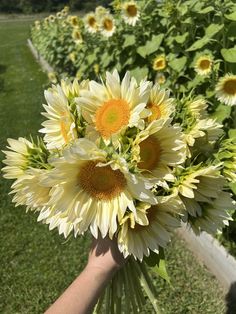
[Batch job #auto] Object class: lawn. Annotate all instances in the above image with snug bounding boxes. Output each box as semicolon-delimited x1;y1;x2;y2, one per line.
0;17;227;313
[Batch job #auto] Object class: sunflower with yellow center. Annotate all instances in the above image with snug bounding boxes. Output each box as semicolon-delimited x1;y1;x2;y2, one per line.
132;120;186;184
117;196;182;260
42;139;157;238
215;73;236;106
146;84;175;124
194;55;213;76
72;28;83;44
40;84;77;150
122;1;140;26
153;54;167;71
99;14;116;37
2;137;34;179
77;70;151;143
84;12;98;33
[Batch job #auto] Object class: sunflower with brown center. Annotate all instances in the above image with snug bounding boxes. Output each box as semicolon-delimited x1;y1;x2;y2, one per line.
122;1;140;26
42;139;157;239
215;73;236;106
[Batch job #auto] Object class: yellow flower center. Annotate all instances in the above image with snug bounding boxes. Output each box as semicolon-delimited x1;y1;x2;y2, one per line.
126;4;138;17
154;57;166;71
95;99;130;138
71;17;78;26
138;136;161;170
60;120;69;143
147;102;162;122
88;16;96;27
103;18;113;31
199;59;211;70
78;161;126;200
223;78;236;95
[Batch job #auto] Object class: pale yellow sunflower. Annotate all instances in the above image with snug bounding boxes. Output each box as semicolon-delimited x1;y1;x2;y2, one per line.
42;139;157;238
146;83;175;123
194;55;213;76
122;1;140;26
77;70;151;142
215;73;236;106
72;28;83;44
99;14;116;37
40;84;77;150
118;196;182;260
84;12;98;33
132;120;186;184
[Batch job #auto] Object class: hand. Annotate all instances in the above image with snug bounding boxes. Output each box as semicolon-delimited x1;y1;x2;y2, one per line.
86;234;127;277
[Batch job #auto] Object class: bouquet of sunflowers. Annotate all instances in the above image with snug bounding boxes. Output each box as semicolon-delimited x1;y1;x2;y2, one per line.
2;70;236;313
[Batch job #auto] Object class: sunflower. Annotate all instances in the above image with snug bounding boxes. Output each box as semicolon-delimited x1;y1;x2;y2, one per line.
10;168;51;210
186;98;208;119
77;70;151;142
186;191;234;235
40;84;77;150
100;14;116;37
215;73;236;106
95;6;109;19
56;12;62;19
49;15;55;23
132;120;186;184
184;118;223;147
72;28;83;44
42;139;157;238
155;73;166;85
2;137;33;179
84;12;98;33
69;15;79;27
118;196;181;260
122;1;140;26
194;55;213;76
153;54;167;71
173;165;228;218
146;83;175;123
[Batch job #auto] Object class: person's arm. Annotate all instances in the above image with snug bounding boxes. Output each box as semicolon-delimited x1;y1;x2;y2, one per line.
45;235;126;314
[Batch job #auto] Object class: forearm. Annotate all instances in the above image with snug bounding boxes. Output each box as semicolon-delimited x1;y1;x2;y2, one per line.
45;266;115;314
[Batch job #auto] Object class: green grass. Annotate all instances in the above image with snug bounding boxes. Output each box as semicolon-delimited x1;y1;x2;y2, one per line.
0;17;227;314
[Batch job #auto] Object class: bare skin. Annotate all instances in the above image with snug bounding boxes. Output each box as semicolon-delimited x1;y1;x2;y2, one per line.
45;235;126;314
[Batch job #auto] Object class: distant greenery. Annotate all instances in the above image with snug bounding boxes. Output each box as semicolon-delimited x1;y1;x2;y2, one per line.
0;0;110;14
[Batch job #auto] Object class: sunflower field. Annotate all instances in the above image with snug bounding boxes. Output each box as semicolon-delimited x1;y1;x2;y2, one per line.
30;0;236;254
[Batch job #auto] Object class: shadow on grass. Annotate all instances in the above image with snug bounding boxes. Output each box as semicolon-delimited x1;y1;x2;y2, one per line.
0;64;7;92
0;64;7;74
225;282;236;314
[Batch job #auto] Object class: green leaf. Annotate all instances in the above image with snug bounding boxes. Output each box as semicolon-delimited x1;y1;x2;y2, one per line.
186;36;210;51
152;258;171;284
225;11;236;21
174;32;189;44
144;249;171;283
205;24;223;37
221;48;236;63
229;182;236;195
137;34;164;58
229;129;236;139
169;56;187;72
130;66;148;82
211;104;232;123
198;6;214;14
123;35;136;48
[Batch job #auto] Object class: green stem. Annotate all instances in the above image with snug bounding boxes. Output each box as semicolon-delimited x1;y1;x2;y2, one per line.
138;262;162;314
